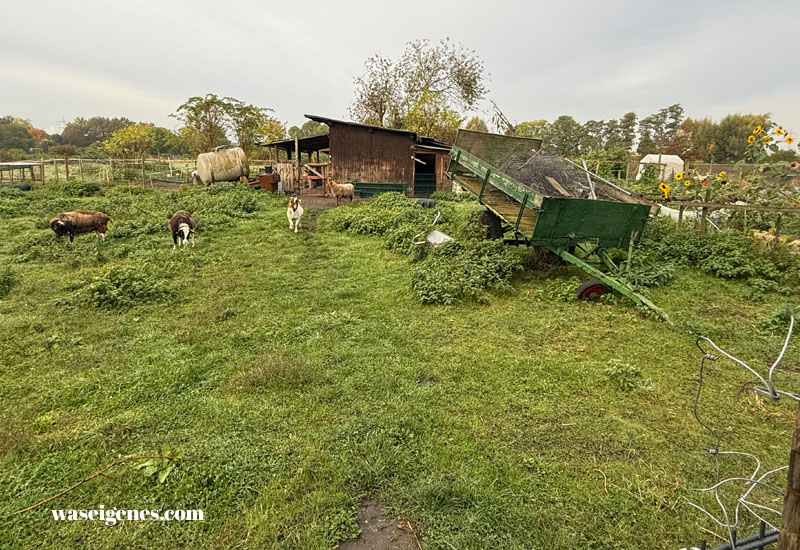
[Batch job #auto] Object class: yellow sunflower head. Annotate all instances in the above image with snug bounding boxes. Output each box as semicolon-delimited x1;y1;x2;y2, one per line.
719;171;726;177
763;136;772;144
684;180;691;187
787;136;795;145
776;127;784;135
674;172;683;180
753;125;762;134
748;135;756;143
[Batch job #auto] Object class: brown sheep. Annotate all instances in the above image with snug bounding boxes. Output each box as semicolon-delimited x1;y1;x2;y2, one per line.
327;180;354;206
49;210;110;242
169;210;196;249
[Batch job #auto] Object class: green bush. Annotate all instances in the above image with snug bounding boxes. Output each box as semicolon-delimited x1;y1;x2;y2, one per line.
64;263;170;310
63;181;101;197
0;266;16;299
411;240;521;304
640;217;800;288
605;360;653;392
429;191;476;202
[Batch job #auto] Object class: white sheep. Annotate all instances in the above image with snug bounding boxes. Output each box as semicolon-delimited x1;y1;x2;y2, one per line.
327;180;354;206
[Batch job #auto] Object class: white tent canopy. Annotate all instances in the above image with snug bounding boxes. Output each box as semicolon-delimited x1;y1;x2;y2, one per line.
636;154;684;181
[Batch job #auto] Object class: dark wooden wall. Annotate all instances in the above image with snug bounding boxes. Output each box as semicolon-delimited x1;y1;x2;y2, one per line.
328;124;415;187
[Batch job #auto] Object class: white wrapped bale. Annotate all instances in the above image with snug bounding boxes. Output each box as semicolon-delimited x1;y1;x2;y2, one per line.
195;147;249;186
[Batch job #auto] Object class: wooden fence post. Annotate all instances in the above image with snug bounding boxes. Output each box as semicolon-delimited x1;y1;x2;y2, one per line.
141;157;146;186
78;158;83;181
64;157;70;181
54;159;59;182
699;188;712;234
777;401;800;550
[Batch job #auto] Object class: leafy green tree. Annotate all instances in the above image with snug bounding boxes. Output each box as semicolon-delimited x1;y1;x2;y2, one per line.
515;120;551;145
104;123;155;158
0;117;34;151
581;119;606;152
172;94;229;154
223;97;276;154
712;113;770;162
403;91;463;144
288;120;327;139
150;127;189;156
350;38;487;142
548;115;583;156
464;116;489;133
61;116;132;147
637;105;684;155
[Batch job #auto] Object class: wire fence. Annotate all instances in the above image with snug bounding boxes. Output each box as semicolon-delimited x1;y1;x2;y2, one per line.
686;316;797;550
0;157;279;187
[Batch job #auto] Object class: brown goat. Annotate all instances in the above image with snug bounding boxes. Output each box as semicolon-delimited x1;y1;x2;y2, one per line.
49;210;110;242
169;210;196;249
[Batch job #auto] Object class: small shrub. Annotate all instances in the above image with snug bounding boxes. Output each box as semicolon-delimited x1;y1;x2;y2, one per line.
63;181;101;197
757;305;799;334
64;263;170;310
530;276;583;302
621;253;675;288
411;240;521;304
0;266;16;299
605;360;653;392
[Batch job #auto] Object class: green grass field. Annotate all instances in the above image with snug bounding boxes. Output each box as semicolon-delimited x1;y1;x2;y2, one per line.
0;183;797;549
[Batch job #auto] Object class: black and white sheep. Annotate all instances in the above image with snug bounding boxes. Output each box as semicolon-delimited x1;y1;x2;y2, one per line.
168;210;196;249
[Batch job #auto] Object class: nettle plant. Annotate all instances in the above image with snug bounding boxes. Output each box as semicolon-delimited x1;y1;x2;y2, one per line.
736;122;800;206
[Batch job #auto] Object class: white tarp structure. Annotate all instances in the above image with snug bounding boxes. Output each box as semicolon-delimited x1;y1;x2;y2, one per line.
636;154;684;181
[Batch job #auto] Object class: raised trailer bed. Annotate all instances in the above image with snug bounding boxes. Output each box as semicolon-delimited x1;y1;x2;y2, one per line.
447;129;668;321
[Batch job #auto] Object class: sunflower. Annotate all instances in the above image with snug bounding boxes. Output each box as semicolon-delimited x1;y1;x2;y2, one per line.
787;136;795;145
719;171;726;177
763;136;772;144
674;172;683;180
684;180;691;187
776;127;784;135
748;135;756;143
753;125;762;134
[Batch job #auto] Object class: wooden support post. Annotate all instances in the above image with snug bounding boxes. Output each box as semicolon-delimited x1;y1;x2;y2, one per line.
64;157;70;181
778;401;800;550
294;136;299;193
699;188;711;234
78;158;83;181
8;168;13;183
141;157;146;186
109;159;113;182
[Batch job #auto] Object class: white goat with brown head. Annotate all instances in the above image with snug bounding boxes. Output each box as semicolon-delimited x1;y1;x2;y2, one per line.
287;197;304;232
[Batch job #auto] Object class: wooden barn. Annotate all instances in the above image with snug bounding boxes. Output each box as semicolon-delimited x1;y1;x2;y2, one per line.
261;115;452;197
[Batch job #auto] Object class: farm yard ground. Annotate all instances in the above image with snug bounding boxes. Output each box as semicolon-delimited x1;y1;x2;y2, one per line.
0;182;797;549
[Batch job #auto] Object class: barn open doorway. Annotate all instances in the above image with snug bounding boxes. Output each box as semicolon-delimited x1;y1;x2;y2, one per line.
413;153;437;197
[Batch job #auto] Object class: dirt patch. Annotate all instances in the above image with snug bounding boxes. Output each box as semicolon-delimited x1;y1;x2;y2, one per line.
337;500;419;550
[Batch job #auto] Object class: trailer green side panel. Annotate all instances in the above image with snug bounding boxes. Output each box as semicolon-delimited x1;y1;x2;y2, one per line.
530;198;651;248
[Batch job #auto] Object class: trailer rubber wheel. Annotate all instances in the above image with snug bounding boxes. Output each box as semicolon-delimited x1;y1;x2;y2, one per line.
576;278;609;301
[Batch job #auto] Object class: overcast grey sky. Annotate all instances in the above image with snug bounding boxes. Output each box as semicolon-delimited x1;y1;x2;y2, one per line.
2;0;798;136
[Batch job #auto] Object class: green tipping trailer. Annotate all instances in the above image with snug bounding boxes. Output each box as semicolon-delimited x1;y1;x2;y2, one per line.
447;129;668;321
